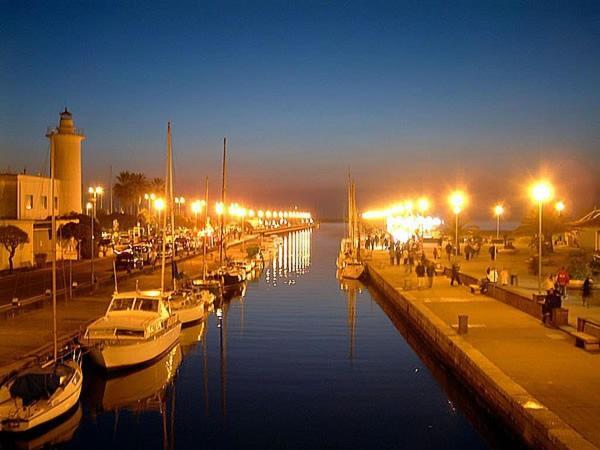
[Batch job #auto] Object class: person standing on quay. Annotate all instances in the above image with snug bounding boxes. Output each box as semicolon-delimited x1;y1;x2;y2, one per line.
416;262;426;289
395;243;402;266
582;276;593;307
433;246;439;260
450;262;461;286
556;266;570;299
445;242;453;262
426;261;435;288
388;244;395;265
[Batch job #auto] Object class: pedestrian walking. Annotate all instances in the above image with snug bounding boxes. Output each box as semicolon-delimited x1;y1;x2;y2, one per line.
433;246;439;260
426;261;435;288
450;262;461;286
395;244;402;266
408;252;415;273
416;262;426;289
388;245;395;265
582;276;593;307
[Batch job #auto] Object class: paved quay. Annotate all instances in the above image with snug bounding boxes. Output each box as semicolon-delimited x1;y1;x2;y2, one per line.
0;235;260;376
366;251;600;450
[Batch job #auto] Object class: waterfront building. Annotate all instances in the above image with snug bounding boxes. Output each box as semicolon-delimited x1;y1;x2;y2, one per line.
0;109;84;270
571;208;600;252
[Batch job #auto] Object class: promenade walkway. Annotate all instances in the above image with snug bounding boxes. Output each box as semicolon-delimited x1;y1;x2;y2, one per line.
367;250;600;449
445;243;600;326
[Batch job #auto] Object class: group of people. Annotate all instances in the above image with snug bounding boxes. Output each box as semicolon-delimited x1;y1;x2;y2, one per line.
545;267;594;307
383;237;439;289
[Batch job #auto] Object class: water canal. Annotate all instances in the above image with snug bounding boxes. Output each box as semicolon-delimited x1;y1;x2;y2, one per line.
2;224;525;450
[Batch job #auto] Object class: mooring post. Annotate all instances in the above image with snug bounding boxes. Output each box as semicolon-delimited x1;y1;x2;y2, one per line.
458;314;468;335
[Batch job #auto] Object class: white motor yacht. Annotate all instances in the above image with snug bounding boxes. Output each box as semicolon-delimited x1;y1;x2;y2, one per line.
83;290;181;371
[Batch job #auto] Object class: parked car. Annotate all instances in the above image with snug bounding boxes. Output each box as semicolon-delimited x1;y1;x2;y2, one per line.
115;250;144;273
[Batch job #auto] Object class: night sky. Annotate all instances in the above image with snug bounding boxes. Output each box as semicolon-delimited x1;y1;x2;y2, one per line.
1;1;599;220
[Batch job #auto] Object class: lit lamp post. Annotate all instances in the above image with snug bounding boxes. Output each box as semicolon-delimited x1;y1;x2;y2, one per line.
191;200;203;230
417;197;429;239
555;201;565;217
494;204;504;240
530;181;554;294
154;198;165;234
448;191;466;257
87;186;103;288
175;196;185;215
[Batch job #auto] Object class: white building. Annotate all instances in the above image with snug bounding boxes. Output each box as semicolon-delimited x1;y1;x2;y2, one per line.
0;109;84;270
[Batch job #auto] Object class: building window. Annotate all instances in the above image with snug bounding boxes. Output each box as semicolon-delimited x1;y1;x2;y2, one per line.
41;195;48;209
25;195;33;210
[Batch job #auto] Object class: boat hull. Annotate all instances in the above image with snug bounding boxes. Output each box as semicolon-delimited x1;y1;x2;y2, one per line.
175;304;204;326
87;322;182;371
341;263;364;280
0;360;83;433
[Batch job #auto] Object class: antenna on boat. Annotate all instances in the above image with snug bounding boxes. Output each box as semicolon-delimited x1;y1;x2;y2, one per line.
50;133;58;363
113;258;118;293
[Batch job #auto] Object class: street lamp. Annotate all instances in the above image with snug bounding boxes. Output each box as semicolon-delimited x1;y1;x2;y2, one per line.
555;201;565;216
494;204;504;239
87;186;103;289
174;196;185;215
529;181;554;294
417;197;429;239
191;200;203;230
448;191;466;257
154;198;165;232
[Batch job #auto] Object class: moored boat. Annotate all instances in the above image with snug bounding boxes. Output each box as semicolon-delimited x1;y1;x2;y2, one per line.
83;290;181;371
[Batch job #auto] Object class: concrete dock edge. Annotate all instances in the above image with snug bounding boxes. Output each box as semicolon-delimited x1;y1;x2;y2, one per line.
366;262;597;450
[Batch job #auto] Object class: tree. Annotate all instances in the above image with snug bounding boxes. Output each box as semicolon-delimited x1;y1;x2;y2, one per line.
514;205;568;254
0;225;29;272
113;171;148;215
58;214;100;259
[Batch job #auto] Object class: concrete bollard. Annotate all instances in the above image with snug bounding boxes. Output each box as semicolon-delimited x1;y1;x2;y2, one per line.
458;314;468;335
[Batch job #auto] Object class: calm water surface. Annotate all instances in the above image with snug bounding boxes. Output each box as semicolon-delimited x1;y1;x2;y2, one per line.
4;224;523;450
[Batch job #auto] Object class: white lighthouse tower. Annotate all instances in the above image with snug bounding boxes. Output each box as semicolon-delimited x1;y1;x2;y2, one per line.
46;108;85;215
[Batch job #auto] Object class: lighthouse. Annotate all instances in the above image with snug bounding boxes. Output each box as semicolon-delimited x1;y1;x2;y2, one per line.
46;108;85;215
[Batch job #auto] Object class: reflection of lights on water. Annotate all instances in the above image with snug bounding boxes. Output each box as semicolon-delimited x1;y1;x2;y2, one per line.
266;229;312;288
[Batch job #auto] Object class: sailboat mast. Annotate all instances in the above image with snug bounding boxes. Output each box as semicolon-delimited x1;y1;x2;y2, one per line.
50;135;57;362
168;124;176;291
203;176;208;281
219;138;227;267
160;123;170;293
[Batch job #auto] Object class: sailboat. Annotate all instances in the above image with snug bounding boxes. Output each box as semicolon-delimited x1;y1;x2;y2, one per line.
208;138;245;295
338;175;364;280
0;132;83;432
191;176;222;301
83;124;181;370
161;124;208;325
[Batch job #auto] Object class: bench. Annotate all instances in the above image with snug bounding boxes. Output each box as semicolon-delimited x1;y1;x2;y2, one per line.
574;318;600;352
468;284;481;295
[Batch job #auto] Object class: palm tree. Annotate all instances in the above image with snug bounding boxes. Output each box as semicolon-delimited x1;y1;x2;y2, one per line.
113;171;148;215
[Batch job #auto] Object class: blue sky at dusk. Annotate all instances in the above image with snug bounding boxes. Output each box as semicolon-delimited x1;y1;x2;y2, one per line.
1;1;599;219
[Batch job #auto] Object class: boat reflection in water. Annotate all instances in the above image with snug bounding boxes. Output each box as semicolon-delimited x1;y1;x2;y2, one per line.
0;405;82;450
86;344;182;414
264;229;312;288
339;278;364;365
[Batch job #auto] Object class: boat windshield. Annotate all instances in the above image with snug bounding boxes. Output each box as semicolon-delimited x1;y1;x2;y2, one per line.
109;297;159;313
110;297;136;311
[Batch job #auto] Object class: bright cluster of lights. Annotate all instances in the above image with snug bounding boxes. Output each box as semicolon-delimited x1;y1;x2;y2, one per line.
362;197;431;220
387;215;442;243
